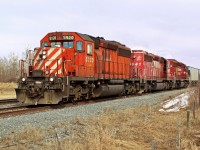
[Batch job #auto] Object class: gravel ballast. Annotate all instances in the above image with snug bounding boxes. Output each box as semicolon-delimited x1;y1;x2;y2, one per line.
0;88;190;137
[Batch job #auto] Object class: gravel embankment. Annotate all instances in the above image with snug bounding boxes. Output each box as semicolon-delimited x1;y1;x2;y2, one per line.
0;88;189;137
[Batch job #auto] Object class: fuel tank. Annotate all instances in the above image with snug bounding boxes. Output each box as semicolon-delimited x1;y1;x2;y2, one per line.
152;82;166;91
178;81;188;88
93;85;124;97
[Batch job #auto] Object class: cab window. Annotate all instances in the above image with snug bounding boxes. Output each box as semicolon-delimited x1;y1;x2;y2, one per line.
42;42;48;47
76;41;83;51
63;42;74;48
87;44;92;55
51;42;61;48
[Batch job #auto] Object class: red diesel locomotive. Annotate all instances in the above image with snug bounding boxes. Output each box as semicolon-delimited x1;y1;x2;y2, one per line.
15;32;189;105
132;50;188;92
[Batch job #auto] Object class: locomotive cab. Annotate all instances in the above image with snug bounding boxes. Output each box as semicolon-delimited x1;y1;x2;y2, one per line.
16;32;96;104
38;32;95;77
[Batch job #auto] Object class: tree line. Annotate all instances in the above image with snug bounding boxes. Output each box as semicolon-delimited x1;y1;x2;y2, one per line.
0;53;19;82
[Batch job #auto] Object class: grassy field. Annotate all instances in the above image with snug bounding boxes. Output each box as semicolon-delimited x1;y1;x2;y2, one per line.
0;82;16;99
0;88;200;149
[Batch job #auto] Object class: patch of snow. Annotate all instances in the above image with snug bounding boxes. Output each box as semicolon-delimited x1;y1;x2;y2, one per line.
159;109;165;112
159;91;192;112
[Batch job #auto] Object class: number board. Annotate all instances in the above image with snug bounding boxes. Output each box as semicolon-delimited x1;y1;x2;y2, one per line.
49;36;56;41
63;35;74;40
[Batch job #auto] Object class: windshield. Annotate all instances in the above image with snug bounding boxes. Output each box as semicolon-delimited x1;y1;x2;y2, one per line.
42;42;48;47
51;42;61;48
50;41;74;48
63;42;74;48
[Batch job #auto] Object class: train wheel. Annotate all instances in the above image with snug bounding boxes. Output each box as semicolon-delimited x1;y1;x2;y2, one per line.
58;100;64;105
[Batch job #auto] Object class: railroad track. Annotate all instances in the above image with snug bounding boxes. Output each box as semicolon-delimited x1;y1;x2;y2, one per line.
0;88;189;118
0;98;18;105
0;95;128;118
0;105;53;118
0;94;135;118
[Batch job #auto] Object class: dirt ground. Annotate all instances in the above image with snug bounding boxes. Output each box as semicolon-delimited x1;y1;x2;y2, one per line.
0;88;200;150
0;83;16;99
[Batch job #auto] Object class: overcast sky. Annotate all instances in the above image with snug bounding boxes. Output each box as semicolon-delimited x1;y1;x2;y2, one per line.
1;0;200;68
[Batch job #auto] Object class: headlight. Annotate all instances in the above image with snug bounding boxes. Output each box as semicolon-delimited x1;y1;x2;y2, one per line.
42;51;46;55
42;55;46;59
49;77;54;82
22;77;26;82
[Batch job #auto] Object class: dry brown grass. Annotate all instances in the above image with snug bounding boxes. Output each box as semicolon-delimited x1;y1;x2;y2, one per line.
0;88;200;150
0;82;16;99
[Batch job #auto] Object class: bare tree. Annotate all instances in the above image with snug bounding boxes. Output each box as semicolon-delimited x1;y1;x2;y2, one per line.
0;53;19;82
